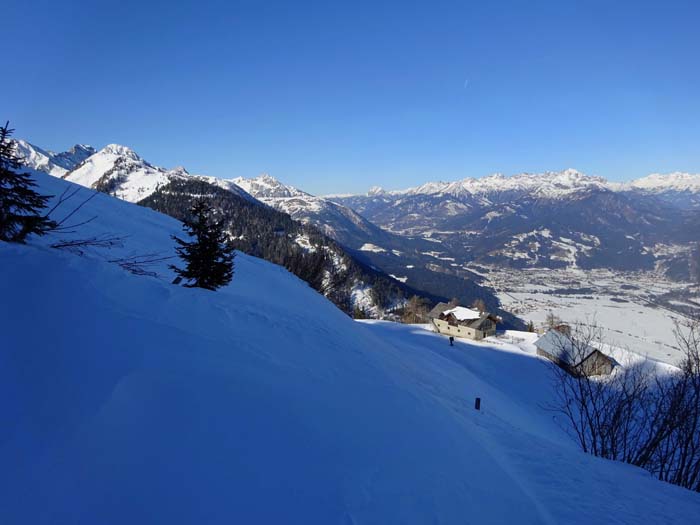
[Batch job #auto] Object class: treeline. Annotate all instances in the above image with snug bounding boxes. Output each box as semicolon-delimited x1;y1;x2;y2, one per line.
139;178;420;315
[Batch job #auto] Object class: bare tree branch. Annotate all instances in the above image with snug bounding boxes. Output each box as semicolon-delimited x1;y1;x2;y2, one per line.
50;234;125;255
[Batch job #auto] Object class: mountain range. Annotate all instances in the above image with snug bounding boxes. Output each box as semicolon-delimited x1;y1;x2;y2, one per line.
332;169;700;280
16;138;700;319
15;139;502;320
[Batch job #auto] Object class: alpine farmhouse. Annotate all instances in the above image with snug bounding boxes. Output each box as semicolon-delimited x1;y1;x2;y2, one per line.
429;304;498;341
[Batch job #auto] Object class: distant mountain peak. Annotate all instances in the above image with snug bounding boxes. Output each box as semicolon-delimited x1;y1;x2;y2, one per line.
232;173;305;199
170;166;190;176
68;144;96;155
100;144;142;160
13;139;95;177
257;173;280;183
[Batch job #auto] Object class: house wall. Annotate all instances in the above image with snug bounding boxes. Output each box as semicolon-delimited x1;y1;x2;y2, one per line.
578;351;614;376
433;319;483;340
536;347;574;374
536;347;613;376
482;323;496;338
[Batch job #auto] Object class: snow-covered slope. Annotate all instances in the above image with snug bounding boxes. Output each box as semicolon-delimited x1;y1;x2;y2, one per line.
2;171;699;524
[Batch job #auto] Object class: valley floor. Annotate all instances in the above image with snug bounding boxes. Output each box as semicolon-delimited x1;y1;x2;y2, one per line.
472;265;699;365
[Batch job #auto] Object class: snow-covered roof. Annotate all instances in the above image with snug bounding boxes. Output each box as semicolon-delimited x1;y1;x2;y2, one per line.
535;330;618;371
535;330;578;364
443;306;481;321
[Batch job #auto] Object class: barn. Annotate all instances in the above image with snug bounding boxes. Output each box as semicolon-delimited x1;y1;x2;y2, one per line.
534;330;615;376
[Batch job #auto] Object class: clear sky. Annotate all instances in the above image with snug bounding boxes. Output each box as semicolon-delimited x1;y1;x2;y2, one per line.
6;0;700;194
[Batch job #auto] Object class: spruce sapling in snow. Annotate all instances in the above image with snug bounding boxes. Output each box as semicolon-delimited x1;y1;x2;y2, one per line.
0;122;57;242
170;199;235;290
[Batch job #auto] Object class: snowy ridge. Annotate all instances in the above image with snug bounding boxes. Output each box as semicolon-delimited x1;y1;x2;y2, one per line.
233;174;328;213
349;169;700;198
20;140;255;204
13;139;95;177
232;173;307;199
626;172;700;193
13;139;63;176
63;144;184;202
385;169;608;199
191;175;261;202
2;171;699;523
20;141;368;229
233;173;387;248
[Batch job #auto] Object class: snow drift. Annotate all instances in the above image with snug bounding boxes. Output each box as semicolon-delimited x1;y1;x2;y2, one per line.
1;171;699;524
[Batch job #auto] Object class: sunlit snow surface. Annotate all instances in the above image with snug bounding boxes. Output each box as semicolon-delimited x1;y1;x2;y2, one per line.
1;172;699;524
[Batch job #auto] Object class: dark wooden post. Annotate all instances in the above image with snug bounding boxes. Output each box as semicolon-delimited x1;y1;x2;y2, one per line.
475;397;481;410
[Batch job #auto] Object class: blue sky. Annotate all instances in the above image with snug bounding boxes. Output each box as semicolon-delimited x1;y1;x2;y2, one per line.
6;0;700;194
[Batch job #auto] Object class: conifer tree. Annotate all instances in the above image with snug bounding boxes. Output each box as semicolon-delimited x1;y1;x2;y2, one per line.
170;199;235;290
0;122;57;242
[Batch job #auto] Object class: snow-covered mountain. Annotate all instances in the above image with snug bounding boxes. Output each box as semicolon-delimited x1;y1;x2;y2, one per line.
60;144;256;204
232;173;306;199
231;174;397;249
357;169;700;199
224;174;494;308
18;140;470;317
18;140;388;248
333;169;700;277
16;140;254;204
3;169;699;524
627;172;700;193
624;172;700;209
63;144;183;202
392;168;608;199
13;139;94;177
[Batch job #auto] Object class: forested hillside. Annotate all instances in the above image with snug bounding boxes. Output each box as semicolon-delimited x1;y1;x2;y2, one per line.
139;178;437;315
